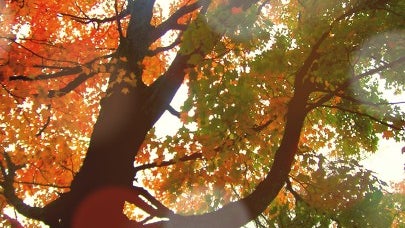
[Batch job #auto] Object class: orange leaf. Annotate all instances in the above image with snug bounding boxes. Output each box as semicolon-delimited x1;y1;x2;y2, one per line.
231;7;243;14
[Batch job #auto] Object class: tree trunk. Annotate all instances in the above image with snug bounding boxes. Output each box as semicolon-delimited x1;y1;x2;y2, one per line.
37;0;307;227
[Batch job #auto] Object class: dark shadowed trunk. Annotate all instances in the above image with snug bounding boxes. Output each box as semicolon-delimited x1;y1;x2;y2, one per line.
2;1;403;227
7;0;311;227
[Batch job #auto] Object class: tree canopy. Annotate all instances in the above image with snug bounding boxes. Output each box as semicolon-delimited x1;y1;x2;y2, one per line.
0;0;404;227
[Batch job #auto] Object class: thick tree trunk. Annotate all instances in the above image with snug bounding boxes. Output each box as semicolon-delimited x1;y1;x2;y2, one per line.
37;0;303;227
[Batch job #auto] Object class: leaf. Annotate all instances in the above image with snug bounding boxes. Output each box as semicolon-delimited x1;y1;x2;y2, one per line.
2;1;404;227
121;87;130;94
188;53;203;65
231;7;243;15
382;130;394;139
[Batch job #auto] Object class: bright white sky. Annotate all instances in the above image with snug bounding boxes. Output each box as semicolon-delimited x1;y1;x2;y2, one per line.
156;86;405;184
362;139;404;183
154;0;404;185
3;1;403;227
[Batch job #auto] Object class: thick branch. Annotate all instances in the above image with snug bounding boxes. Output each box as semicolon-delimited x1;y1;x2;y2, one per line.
0;152;45;223
47;72;97;98
150;0;210;43
296;5;367;86
286;178;305;203
152;83;311;228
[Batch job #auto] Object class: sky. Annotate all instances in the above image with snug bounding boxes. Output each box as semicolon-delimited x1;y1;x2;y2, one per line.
2;1;404;227
362;139;404;184
156;85;405;185
154;0;404;186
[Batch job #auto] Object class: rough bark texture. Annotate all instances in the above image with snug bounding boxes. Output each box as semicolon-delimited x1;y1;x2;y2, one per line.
6;0;312;227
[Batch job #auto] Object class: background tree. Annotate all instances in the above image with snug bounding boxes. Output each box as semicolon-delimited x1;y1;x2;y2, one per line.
0;0;404;227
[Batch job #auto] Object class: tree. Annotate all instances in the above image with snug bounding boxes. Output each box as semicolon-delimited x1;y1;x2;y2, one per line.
0;0;404;227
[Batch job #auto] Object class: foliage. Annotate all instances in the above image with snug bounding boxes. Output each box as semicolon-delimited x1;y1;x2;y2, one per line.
0;0;404;227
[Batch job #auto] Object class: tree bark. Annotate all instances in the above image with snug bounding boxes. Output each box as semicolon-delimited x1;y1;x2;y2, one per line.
157;87;311;228
10;1;309;227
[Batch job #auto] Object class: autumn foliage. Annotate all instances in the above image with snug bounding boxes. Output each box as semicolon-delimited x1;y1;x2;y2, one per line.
1;0;404;227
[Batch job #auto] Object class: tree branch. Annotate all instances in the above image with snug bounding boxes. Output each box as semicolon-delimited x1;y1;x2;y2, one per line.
3;36;79;65
0;83;25;100
307;56;405;111
9;66;82;81
0;152;45;222
13;181;70;189
9;53;114;81
315;89;405;107
285;178;305;203
296;4;368;86
150;0;211;43
147;35;182;56
166;105;181;118
114;0;125;38
35;116;51;136
58;8;130;26
134;153;203;174
46;72;97;98
320;104;404;130
133;186;178;219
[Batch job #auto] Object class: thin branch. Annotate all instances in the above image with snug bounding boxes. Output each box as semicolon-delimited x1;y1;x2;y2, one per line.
0;83;25;100
35;104;52;136
115;0;125;38
315;88;405;107
134;152;203;173
340;96;405;107
14;181;70;189
133;186;177;218
58;162;77;177
147;35;182;56
35;116;51;137
5;37;79;65
307;56;405;111
58;8;130;25
32;64;74;70
252;118;274;132
167;105;181;118
9;66;81;81
320;104;404;130
10;53;114;81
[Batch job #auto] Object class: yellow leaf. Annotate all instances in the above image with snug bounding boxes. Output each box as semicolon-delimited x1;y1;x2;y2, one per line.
121;87;130;94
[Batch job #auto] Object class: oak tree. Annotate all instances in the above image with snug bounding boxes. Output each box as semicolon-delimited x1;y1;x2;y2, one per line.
1;0;404;227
